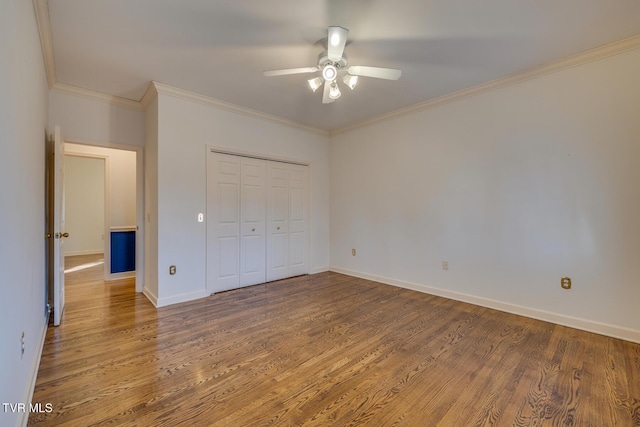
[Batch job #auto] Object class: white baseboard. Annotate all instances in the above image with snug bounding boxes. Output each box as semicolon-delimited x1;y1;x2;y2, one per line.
310;266;330;274
64;250;104;257
329;266;640;344
142;287;158;307
156;290;210;308
106;271;135;281
19;314;49;427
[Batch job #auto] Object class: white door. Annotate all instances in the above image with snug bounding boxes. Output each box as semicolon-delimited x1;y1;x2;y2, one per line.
288;164;309;277
208;152;310;290
53;126;66;326
240;158;266;286
266;162;290;282
207;153;241;293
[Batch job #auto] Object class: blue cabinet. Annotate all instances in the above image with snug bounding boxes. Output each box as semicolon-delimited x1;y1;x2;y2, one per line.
111;230;135;273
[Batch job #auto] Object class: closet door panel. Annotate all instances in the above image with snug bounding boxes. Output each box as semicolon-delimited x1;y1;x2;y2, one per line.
270;233;288;268
240;158;267;286
288;164;308;276
207;153;241;293
219;184;239;223
289;232;305;268
218;237;239;278
267;162;289;281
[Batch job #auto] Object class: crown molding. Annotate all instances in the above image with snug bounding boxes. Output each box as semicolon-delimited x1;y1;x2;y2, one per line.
33;0;639;138
151;81;329;136
331;33;640;137
140;81;158;110
33;0;146;112
32;0;56;88
52;83;144;110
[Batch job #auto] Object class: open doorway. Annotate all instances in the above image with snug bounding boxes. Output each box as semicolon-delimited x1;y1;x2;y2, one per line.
64;143;138;288
63;154;107;287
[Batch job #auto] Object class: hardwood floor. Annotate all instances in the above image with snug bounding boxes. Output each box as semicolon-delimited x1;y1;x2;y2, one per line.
30;259;640;426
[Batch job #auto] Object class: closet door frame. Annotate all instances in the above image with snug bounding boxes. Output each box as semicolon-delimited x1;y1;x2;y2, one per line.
206;147;311;295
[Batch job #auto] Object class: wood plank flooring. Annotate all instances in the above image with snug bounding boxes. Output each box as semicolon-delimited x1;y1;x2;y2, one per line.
29;256;640;426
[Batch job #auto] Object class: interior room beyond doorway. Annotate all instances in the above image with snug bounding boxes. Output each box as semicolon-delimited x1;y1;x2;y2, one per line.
64;143;137;283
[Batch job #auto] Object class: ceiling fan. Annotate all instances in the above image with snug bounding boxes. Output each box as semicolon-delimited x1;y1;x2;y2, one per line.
263;26;402;104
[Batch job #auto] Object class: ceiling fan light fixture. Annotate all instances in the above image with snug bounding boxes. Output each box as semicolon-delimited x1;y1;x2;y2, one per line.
308;77;323;92
322;64;338;82
343;74;358;90
263;26;402;104
329;82;341;99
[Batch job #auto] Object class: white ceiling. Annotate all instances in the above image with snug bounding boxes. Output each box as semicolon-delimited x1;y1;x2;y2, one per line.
46;0;640;131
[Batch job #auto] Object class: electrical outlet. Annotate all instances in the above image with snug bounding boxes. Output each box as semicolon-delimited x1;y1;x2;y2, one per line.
197;213;204;222
169;265;176;275
21;332;25;358
352;248;356;256
442;261;449;270
561;276;571;289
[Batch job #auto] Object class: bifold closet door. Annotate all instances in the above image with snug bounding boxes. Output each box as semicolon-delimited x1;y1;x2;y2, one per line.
266;162;289;282
239;158;266;287
267;161;309;282
207;153;267;293
287;163;309;277
207;153;241;293
208;151;308;294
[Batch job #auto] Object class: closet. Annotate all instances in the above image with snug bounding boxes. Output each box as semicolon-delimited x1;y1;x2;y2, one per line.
206;151;309;294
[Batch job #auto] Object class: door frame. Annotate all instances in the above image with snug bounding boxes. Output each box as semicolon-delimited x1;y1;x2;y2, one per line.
65;139;145;293
206;145;311;294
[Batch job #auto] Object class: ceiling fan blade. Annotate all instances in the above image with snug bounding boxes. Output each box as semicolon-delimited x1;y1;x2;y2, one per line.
322;80;334;104
347;66;402;80
263;67;319;77
327;26;348;61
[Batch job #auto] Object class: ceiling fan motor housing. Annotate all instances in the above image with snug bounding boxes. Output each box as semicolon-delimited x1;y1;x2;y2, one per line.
318;51;348;69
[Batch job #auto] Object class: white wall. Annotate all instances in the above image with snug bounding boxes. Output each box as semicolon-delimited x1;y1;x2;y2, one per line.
0;1;50;426
64;144;137;229
49;92;141;229
49;90;144;148
146;90;330;306
330;48;640;342
50;91;145;290
109;150;137;228
144;97;159;302
64;156;105;255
